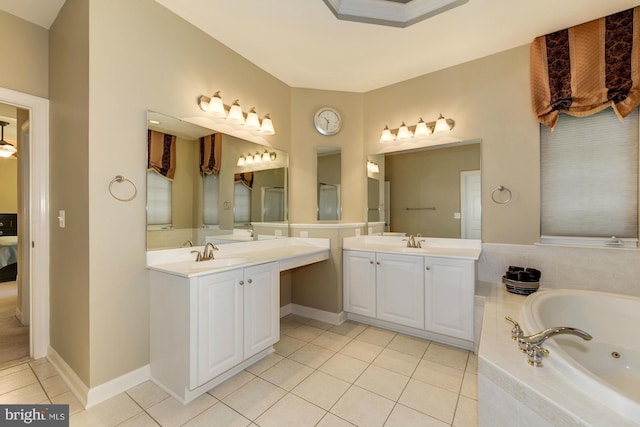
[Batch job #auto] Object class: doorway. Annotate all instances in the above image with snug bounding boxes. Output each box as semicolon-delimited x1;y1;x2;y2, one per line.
460;170;481;239
0;87;50;363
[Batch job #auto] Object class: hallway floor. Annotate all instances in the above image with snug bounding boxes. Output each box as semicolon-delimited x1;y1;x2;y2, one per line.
0;315;477;426
0;280;29;366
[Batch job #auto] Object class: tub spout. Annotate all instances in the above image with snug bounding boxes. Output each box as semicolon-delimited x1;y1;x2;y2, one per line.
518;326;592;353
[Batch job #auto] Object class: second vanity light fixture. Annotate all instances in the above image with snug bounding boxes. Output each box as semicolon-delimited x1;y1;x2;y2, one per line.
380;114;454;143
237;149;277;166
199;91;275;135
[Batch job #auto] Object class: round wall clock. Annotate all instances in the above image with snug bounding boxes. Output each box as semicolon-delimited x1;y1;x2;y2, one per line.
314;107;342;136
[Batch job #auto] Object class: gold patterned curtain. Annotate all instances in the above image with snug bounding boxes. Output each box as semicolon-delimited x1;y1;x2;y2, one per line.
200;133;222;176
531;7;640;129
234;172;254;189
147;130;176;179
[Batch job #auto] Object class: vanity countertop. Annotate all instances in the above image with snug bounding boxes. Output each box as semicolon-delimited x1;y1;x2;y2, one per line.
343;235;481;260
147;237;330;278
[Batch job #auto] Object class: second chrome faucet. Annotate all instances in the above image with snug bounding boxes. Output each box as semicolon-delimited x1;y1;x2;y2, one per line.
191;242;219;262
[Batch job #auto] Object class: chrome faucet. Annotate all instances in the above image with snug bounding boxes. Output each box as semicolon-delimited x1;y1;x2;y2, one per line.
403;234;426;248
191;242;219;262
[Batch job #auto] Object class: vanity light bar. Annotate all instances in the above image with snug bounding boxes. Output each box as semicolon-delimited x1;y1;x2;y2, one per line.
198;93;276;135
237;150;277;167
380;114;454;143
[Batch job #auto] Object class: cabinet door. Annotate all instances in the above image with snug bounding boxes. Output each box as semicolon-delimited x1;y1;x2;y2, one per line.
244;262;280;359
197;269;244;386
425;257;474;340
343;251;376;317
376;253;424;328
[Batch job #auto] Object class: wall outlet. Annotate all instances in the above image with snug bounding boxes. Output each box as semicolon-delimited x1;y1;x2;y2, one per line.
454;212;461;219
57;210;65;228
300;231;309;238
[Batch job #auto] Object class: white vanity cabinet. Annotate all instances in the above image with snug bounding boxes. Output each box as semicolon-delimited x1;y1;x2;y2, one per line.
343;251;424;329
150;261;279;402
196;262;279;386
424;257;475;341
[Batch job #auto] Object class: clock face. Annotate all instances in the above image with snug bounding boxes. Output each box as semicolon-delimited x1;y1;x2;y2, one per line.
314;108;342;136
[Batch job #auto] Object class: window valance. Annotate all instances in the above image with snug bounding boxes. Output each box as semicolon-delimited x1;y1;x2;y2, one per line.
147;130;176;180
234;172;254;189
200;133;222;176
531;7;640;129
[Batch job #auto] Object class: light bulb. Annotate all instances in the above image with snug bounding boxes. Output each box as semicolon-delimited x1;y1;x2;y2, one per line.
414;117;431;137
227;100;245;123
261;150;270;162
209;91;226;117
245;152;254;164
237;155;246;166
434;114;450;133
253;152;262;163
245;107;260;130
260;114;275;135
379;125;395;143
396;122;413;140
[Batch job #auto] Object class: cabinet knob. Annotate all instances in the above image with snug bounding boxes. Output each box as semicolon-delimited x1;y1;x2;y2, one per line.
376;261;380;265
248;279;253;284
426;266;430;271
369;261;373;264
239;280;244;286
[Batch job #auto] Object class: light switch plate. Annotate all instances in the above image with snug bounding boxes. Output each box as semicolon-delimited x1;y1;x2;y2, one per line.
58;210;66;228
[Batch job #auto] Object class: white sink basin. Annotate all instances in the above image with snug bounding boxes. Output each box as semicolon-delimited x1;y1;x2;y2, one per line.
188;257;248;271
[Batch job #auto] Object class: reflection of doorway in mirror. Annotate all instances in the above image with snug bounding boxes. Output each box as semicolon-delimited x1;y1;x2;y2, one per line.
262;187;285;222
461;170;481;239
318;184;340;220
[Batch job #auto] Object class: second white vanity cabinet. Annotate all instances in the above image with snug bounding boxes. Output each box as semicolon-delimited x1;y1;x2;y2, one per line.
344;251;424;328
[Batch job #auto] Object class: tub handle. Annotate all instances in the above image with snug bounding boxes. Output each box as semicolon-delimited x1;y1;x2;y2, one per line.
527;345;549;367
504;316;523;341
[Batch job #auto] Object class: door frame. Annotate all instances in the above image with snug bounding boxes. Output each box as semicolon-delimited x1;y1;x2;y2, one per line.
0;87;50;359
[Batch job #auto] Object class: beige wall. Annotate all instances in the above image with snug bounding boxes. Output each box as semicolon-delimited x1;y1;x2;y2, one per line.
290;89;365;223
85;0;291;387
386;144;480;238
0;10;48;98
0;159;17;212
49;0;91;385
172;136;198;229
364;46;540;244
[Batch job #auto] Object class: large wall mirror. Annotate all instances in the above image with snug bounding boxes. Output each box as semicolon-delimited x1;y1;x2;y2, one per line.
317;146;341;221
147;111;289;250
367;140;481;239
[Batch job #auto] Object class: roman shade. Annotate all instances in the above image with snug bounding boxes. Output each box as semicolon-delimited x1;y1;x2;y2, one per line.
147;130;176;180
531;7;640;129
200;133;222;176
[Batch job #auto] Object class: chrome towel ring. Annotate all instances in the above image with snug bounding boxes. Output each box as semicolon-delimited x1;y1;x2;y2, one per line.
491;185;512;204
109;175;137;202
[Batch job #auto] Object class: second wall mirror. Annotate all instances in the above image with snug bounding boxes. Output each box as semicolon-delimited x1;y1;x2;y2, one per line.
317;146;341;221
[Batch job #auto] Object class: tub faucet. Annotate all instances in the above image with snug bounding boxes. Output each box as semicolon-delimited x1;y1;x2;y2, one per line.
518;326;592;367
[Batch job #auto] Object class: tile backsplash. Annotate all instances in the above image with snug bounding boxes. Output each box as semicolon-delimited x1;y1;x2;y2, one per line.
478;243;640;297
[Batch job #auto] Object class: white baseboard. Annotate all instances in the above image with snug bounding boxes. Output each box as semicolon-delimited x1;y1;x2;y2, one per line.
282;304;347;325
86;364;150;408
15;307;28;326
47;345;150;409
47;346;89;408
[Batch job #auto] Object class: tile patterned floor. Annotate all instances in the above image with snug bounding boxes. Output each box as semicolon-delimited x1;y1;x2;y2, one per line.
0;316;478;426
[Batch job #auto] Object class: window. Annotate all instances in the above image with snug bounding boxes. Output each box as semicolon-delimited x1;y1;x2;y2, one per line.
203;174;219;226
147;170;172;228
540;108;638;247
234;181;251;224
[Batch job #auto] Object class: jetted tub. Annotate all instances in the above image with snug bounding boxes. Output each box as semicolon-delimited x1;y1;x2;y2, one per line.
521;289;640;422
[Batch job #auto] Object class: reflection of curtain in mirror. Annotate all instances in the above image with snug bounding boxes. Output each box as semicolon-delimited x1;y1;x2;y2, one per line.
262;187;284;222
318;183;340;220
200;133;221;176
148;130;176;179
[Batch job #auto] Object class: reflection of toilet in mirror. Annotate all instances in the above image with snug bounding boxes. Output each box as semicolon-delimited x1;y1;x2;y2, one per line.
318;183;340;220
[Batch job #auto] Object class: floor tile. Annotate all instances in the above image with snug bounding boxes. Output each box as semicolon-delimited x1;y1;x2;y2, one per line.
118;411;160;427
40;375;70;399
51;391;84;416
316;412;355;427
292;371;350;410
222;377;286;420
372;348;420;377
259;358;313;391
461;371;478;400
386;334;430;358
0;382;48;404
255;393;326;427
453;395;478;427
339;340;384;363
183;401;251;427
0;363;30;378
466;353;478;374
329;321;366;338
126;380;169;409
69;410;105;427
330;385;394;427
280;318;304;332
288;343;335;369
412;359;464;393
244;353;283;375
86;392;142;425
30;360;58;381
398;379;458;424
284;314;311;324
0;368;38;395
306;319;334;330
311;331;352;352
208;370;256;400
318;353;369;383
354;365;409;401
147;393;216;427
423;343;469;371
384;404;449;427
274;335;306;357
283;325;325;342
354;326;396;347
